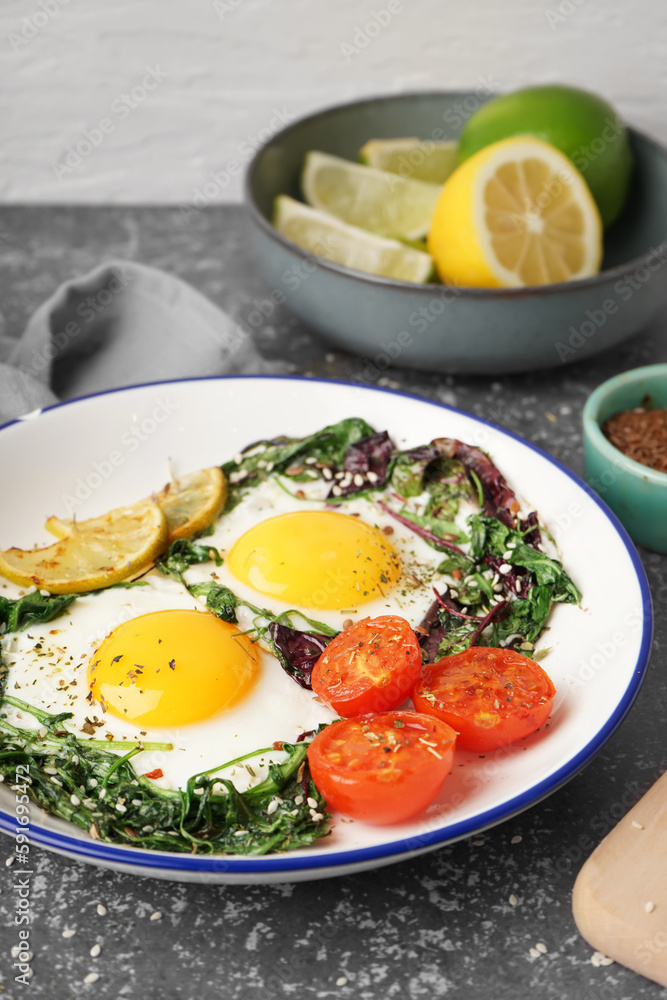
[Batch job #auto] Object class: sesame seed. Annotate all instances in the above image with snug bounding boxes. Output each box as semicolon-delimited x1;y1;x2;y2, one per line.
83;972;100;984
334;471;345;480
233;453;243;465
132;799;142;807
115;802;126;813
5;856;14;867
353;474;364;487
511;835;522;844
322;467;333;480
499;563;512;574
632;820;644;829
529;947;541;958
536;942;547;954
502;550;513;561
44;765;58;775
62;928;76;938
307;797;318;809
336;976;348;986
267;799;279;816
332;485;342;496
599;956;614;966
294;795;304;805
70;794;81;806
234;829;248;837
90;944;101;957
509;894;518;906
472;839;484;847
367;471;379;483
51;776;63;787
150;911;162;921
96;904;107;916
10;945;20;957
646;901;656;913
311;812;324;822
305;456;317;465
88;778;98;788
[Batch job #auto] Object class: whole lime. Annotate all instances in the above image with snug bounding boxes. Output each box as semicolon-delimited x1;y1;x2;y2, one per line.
458;84;633;227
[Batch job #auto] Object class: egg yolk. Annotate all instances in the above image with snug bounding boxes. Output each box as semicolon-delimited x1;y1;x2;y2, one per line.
88;610;258;727
227;511;401;610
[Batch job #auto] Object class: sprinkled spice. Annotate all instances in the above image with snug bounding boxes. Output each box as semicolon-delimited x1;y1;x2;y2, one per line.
602;403;667;473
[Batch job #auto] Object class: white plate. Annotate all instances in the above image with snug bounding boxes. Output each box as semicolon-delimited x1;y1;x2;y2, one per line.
0;377;652;883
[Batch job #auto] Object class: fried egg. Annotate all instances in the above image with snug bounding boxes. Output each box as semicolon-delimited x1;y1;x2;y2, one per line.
0;471;473;793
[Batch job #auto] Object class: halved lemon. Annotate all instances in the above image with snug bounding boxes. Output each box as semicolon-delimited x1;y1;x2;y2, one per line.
359;137;458;185
274;196;434;283
427;137;603;287
0;500;168;594
302;151;442;241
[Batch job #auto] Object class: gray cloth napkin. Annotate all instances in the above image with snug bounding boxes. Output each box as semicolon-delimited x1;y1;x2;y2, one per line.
0;259;284;425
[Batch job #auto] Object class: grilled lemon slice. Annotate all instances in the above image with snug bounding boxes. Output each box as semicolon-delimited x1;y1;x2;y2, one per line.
155;467;226;542
46;468;227;547
0;500;168;594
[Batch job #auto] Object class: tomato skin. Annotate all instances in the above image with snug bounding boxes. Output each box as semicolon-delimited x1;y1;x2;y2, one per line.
311;615;422;717
307;711;457;824
412;646;556;752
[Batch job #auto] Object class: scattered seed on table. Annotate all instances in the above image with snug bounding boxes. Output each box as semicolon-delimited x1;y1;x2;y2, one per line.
150;911;162;921
62;929;76;939
83;972;100;984
536;943;547;954
96;904;107;916
509;894;518;906
336;977;348;987
529;947;541;958
511;835;522;844
90;944;102;957
646;901;656;913
632;820;644;829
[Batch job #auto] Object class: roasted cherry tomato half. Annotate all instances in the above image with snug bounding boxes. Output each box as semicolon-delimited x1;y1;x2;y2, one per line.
307;710;457;824
311;615;422;717
412;646;556;752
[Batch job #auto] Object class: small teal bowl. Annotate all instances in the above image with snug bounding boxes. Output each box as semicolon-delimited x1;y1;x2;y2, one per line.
583;364;667;552
244;91;667;375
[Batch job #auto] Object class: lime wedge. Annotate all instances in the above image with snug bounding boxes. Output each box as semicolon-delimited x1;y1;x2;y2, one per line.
301;151;442;241
359;138;459;185
274;195;435;283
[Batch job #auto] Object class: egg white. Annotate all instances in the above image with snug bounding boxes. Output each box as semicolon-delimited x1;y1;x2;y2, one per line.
0;469;477;794
1;575;337;793
186;474;463;631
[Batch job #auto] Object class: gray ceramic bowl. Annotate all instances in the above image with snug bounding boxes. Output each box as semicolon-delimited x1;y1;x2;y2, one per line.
245;91;667;375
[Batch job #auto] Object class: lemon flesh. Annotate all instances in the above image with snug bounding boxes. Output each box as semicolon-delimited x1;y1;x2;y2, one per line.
427;137;603;288
0;500;168;594
302;151;442;241
458;84;633;227
359;138;458;185
274;195;434;283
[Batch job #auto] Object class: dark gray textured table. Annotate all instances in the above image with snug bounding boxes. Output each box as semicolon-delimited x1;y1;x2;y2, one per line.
0;206;666;1000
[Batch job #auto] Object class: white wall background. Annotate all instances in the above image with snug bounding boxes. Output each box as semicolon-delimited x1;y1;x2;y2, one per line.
1;0;666;203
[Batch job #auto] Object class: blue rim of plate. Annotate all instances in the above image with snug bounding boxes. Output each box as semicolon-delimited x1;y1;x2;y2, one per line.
0;375;654;875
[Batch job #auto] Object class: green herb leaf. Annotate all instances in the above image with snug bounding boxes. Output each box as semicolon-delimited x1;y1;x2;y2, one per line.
0;591;78;634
